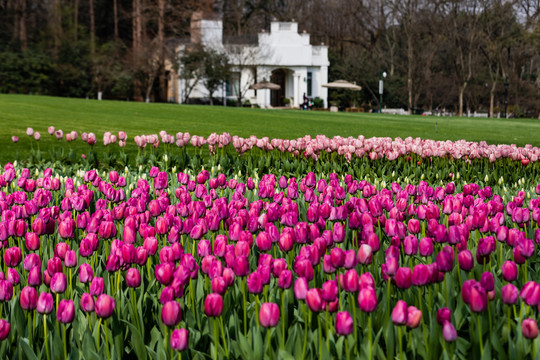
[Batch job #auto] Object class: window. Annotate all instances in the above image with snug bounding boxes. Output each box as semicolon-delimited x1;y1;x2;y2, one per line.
226;72;240;97
307;72;312;97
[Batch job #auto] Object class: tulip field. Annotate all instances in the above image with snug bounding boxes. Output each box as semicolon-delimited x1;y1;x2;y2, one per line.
2;125;540;360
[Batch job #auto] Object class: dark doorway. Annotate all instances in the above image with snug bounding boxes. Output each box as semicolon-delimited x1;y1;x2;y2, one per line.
270;69;286;107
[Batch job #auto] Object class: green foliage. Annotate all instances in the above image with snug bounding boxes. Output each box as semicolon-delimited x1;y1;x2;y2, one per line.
0;50;53;94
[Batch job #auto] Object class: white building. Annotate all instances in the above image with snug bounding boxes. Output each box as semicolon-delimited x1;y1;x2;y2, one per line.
170;13;329;108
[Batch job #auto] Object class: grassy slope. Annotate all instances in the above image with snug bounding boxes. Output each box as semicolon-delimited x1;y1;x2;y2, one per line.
1;94;539;164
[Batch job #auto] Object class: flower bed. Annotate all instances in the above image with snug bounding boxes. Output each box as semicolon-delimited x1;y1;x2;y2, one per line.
0;159;539;359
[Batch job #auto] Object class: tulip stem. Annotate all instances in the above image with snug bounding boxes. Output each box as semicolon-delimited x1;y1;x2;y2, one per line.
213;318;219;360
281;290;286;349
349;293;358;354
69;268;73;300
302;305;309;360
130;288;141;334
62;324;68;360
242;281;247;336
317;314;322;359
398;326;403;360
345;337;350;360
220;316;229;357
368;314;373;360
477;314;484;356
96;318;102;350
43;314;50;360
255;294;260;330
28;310;33;346
104;321;111;360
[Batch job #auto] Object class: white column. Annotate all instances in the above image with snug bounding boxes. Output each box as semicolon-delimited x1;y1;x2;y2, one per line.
320;66;328;108
293;74;299;107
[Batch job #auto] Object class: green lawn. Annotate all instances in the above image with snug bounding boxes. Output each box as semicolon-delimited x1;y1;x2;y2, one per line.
1;94;539;164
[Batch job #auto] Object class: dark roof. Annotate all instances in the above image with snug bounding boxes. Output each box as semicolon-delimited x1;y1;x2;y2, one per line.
223;34;259;45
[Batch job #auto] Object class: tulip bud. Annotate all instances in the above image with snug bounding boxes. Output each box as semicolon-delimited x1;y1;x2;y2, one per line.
358;287;377;313
36;292;54;314
125;267;141;288
406;306;422;329
57;299;75;323
0;319;9;340
170;328;189;351
442;321;458;342
50;272;67;294
204;293;223;317
95;294;116;319
391;300;408;325
20;286;38;310
294;277;308;300
90;277;105;296
259;302;280;328
306;288;324;312
80;293;95;313
501;261;518;282
161;300;182;326
502;283;518;305
335;311;354;336
522;318;539;339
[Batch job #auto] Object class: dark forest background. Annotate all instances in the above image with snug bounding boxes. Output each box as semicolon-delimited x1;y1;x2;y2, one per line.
0;0;539;117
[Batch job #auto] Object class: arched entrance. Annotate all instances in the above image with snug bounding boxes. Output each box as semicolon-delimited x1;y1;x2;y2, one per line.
270;69;286;107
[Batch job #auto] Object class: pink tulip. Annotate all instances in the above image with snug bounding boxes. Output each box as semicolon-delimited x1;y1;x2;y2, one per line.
57;299;75;323
95;294;116;319
259;302;280;328
80;293;95;313
161;301;182;327
335;311;354;336
391;300;408;325
0;319;9;340
170;328;189;351
20;286;38;310
36;292;53;314
204;293;223;317
522;318;539;339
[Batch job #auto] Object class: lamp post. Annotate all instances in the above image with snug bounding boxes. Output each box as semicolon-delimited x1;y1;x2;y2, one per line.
379;71;387;113
503;77;509;119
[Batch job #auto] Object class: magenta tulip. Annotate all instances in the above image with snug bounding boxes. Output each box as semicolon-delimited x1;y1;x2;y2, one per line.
204;293;223;317
50;272;67;294
259;302;280;328
55;299;74;325
20;286;38;310
161;300;182;326
442;321;458;342
392;300;408;325
36;292;53;314
0;319;9;340
80;293;95;313
95;294;116;319
335;311;354;336
358;287;378;313
522;318;539;339
170;328;189;351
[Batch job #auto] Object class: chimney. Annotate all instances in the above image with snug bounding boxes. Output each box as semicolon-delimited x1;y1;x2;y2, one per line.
190;11;202;44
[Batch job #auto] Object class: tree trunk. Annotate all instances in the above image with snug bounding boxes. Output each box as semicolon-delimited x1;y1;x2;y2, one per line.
132;0;143;101
19;0;27;51
458;83;467;117
157;0;166;102
113;0;119;41
407;31;413;115
489;80;498;118
89;0;95;54
52;0;62;58
74;0;79;41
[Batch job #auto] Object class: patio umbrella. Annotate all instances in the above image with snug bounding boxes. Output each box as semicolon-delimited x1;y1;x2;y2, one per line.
250;81;281;108
322;80;362;90
322;80;362;109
